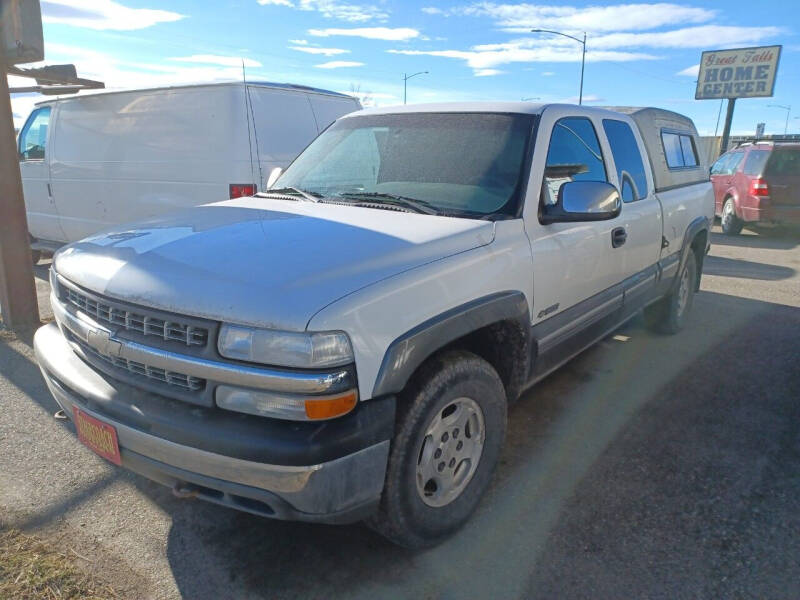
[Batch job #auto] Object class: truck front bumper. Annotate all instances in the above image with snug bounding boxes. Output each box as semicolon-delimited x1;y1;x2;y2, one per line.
34;322;394;524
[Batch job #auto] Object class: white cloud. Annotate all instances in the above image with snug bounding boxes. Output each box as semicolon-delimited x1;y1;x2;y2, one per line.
588;25;781;49
315;60;365;68
291;46;350;56
421;7;444;14
396;21;780;75
289;39;308;45
474;68;504;76
41;0;183;31
258;0;388;22
309;27;420;41
454;2;715;33
677;64;699;77
388;47;656;70
170;55;262;67
558;94;605;104
541;71;555;76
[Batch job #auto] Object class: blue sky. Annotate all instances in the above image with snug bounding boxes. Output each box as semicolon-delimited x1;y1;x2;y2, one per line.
9;0;799;135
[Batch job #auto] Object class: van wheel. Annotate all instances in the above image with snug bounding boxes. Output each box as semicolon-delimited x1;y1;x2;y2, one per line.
31;249;41;264
644;251;697;334
367;351;506;549
721;198;743;235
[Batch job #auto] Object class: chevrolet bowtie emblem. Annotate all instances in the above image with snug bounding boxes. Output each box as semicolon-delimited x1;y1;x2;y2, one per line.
87;328;123;357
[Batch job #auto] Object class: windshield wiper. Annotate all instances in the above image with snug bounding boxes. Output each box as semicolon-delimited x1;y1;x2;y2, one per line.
259;187;321;202
333;192;438;215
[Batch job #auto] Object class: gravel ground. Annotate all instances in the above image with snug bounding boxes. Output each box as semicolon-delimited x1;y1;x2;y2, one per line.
1;224;799;599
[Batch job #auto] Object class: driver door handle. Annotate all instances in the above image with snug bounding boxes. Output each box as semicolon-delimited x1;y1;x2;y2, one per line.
611;227;627;248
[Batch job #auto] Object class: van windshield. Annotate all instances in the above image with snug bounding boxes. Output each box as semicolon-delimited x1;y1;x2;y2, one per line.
274;112;535;218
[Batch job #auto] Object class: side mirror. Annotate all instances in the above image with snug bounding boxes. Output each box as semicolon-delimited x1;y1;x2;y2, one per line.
266;167;283;189
541;180;621;224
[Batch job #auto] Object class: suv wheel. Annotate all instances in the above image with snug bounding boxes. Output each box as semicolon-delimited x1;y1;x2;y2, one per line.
721;198;743;235
644;251;697;334
367;350;507;548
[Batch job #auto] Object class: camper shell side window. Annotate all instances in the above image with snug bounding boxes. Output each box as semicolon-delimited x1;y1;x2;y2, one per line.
661;129;700;171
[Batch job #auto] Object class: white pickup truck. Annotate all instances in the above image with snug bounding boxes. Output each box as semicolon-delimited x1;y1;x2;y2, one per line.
35;103;714;548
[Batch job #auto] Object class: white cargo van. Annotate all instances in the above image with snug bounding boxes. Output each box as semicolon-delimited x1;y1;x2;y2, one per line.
17;82;360;254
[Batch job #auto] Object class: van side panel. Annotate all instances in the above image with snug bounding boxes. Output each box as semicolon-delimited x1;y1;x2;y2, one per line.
49;86;253;241
247;87;319;188
307;95;360;133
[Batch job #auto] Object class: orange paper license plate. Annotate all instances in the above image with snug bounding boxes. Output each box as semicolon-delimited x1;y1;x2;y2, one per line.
72;406;122;465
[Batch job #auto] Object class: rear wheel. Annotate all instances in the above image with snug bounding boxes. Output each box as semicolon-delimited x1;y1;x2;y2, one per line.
721;198;743;235
367;351;507;548
644;251;697;334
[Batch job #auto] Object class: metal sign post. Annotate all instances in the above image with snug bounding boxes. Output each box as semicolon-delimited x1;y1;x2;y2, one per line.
0;60;40;330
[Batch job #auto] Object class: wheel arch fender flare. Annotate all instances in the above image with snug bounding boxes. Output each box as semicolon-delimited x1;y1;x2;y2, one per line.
371;291;531;399
676;215;709;291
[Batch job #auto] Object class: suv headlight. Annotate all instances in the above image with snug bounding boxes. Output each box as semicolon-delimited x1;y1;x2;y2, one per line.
217;324;354;368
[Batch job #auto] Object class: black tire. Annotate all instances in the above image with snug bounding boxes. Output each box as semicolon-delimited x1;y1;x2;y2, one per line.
644;251;697;334
720;197;743;235
367;350;507;548
31;249;41;264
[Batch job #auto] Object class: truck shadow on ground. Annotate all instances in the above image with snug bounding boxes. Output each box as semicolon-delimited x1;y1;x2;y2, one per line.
703;255;796;281
710;228;800;251
152;291;800;600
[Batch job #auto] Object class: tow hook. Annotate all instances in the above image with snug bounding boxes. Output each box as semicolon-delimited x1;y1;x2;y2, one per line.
172;482;199;499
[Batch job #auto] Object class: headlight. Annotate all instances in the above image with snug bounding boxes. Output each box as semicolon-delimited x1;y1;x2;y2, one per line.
218;324;354;368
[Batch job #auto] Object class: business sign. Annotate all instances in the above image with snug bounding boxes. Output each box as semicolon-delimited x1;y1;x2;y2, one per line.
695;45;781;100
756;122;765;138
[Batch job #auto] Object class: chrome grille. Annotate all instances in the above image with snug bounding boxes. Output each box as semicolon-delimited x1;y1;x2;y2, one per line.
76;338;205;392
64;287;208;347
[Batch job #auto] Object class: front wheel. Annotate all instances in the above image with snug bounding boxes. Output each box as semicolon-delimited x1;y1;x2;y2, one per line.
644;251;697;334
367;351;507;548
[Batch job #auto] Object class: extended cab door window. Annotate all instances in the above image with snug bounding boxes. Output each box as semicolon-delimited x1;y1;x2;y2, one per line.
602;119;648;202
541;117;607;207
18;107;51;161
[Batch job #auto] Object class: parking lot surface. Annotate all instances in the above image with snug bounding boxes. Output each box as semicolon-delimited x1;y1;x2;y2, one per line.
2;224;799;599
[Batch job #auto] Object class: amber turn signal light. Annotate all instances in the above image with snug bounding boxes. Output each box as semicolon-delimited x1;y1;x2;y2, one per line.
304;390;358;420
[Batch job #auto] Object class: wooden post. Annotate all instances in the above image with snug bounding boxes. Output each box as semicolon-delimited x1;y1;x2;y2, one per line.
0;62;40;331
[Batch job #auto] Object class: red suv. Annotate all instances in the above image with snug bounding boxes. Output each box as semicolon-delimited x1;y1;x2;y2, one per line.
711;142;800;235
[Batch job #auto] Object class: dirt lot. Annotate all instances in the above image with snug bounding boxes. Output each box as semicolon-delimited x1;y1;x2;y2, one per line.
2;224;799;599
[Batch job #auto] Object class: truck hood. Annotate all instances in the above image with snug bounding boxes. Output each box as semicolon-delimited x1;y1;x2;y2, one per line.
54;198;495;331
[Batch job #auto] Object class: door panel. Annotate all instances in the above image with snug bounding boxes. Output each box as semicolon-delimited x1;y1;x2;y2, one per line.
524;109;626;327
18;106;65;242
601;118;661;281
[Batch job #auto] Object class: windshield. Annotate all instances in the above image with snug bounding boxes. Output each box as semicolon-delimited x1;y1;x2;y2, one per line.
275;112;536;218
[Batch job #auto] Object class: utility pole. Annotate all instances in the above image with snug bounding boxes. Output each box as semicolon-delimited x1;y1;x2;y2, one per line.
403;71;428;105
768;104;791;135
531;29;587;105
0;60;40;330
